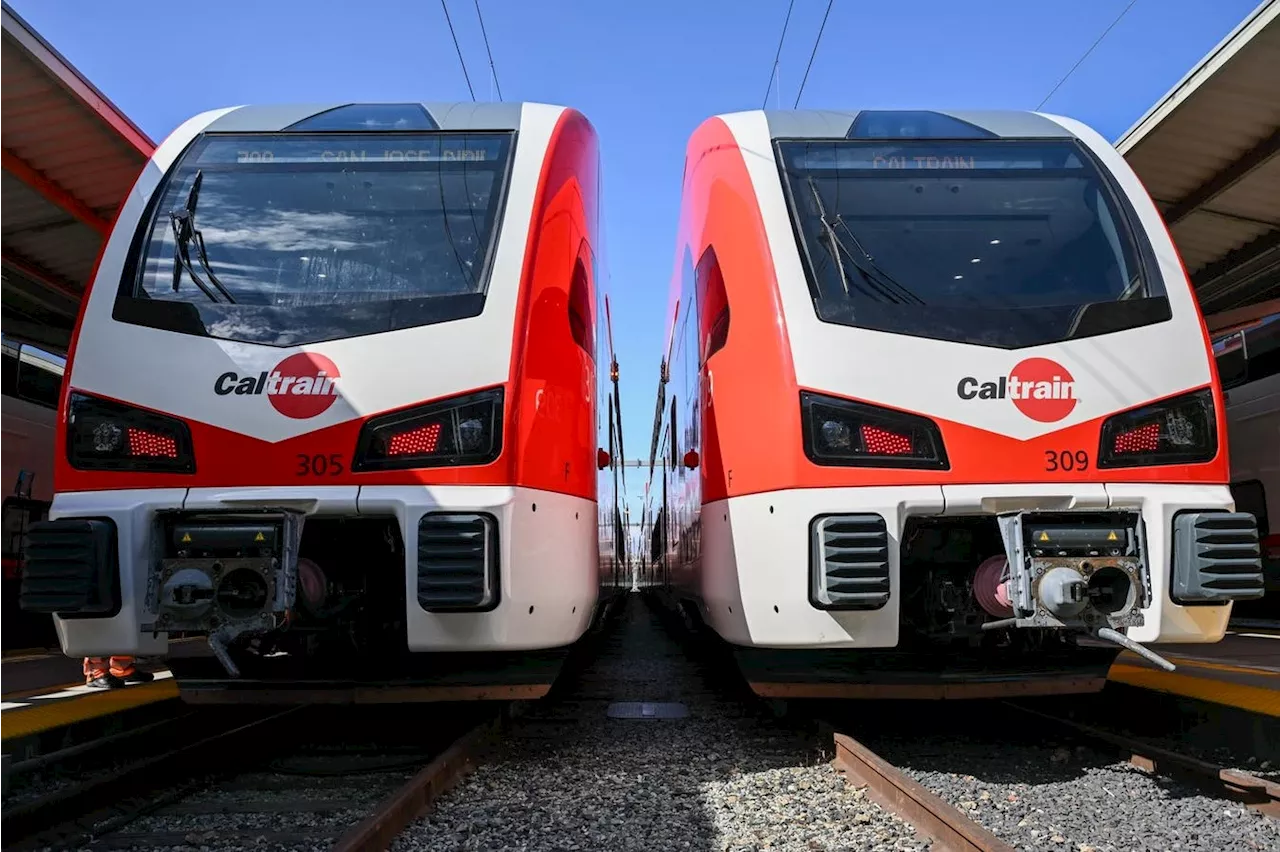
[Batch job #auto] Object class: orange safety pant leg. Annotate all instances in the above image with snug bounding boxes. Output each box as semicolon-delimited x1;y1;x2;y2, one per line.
83;657;110;680
108;656;136;678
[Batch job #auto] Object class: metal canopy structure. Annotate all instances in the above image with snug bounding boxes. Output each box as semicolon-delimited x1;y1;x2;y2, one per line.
1;2;154;354
1117;0;1279;323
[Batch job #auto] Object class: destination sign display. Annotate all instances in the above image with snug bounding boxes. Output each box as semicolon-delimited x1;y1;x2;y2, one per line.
786;143;1084;172
193;134;509;166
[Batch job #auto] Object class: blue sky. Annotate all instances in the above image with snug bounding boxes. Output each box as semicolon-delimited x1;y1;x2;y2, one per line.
14;0;1260;509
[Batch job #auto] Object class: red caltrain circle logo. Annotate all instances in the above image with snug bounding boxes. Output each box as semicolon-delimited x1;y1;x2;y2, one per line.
955;357;1078;423
213;353;341;419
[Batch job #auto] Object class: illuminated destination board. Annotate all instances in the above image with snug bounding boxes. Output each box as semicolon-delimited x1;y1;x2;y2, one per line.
191;134;508;166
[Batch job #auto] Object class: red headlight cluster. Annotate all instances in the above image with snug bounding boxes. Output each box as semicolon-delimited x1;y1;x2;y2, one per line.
1098;388;1217;469
353;388;503;472
801;391;948;469
67;393;195;473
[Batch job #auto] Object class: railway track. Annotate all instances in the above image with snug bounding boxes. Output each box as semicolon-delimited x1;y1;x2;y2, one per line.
3;705;499;851
822;710;1279;852
5;598;1275;852
821;695;1279;852
1005;701;1280;818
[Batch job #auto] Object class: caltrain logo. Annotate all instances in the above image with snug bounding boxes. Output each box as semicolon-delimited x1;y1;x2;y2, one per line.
213;353;341;419
956;358;1078;423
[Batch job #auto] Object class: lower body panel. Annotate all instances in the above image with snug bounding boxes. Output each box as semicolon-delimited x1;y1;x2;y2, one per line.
691;483;1241;699
45;484;598;702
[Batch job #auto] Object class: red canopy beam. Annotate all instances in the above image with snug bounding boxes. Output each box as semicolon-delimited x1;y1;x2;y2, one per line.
2;148;110;236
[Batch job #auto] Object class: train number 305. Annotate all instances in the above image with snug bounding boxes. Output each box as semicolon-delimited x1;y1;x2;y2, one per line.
296;453;345;476
1044;449;1089;472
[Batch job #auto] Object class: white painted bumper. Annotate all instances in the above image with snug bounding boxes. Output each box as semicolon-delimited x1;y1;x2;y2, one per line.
51;485;597;656
696;483;1236;649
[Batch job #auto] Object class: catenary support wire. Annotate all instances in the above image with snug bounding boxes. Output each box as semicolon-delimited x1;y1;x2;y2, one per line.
440;0;477;101
763;0;797;108
473;0;503;100
1037;0;1140;110
794;0;834;108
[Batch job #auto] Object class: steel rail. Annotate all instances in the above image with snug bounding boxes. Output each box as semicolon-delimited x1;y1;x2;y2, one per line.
331;718;499;852
830;731;1014;852
3;707;302;848
1005;702;1280;817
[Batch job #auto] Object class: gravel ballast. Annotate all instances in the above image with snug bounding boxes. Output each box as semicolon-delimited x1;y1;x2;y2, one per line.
864;726;1280;852
394;596;928;852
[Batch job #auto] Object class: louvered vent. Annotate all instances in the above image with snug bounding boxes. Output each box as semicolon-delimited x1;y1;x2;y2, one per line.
1171;511;1263;604
20;519;120;615
417;513;499;611
810;514;891;610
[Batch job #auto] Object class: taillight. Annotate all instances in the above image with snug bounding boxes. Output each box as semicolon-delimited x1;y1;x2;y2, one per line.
801;391;948;469
353;388;503;472
67;393;195;473
1097;388;1217;469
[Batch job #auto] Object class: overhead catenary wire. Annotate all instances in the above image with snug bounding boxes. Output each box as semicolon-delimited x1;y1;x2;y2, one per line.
440;0;477;101
1036;0;1140;110
472;0;503;100
794;0;834;109
762;0;797;109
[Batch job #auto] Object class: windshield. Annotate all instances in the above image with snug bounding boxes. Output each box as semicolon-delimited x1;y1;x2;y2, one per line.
776;139;1170;349
116;132;514;346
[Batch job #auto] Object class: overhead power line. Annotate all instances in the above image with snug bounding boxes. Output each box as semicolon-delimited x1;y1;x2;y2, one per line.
440;0;476;101
762;0;797;109
794;0;834;109
1037;0;1140;110
473;0;503;100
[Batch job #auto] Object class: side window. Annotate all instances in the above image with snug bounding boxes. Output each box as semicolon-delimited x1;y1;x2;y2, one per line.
1214;330;1248;390
15;347;63;409
568;258;594;358
1;341;19;399
670;395;678;469
696;247;729;364
607;395;616;461
1231;479;1269;538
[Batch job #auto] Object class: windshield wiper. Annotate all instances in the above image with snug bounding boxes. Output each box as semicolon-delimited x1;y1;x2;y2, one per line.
830;213;925;306
806;178;854;300
805;178;924;308
169;170;235;303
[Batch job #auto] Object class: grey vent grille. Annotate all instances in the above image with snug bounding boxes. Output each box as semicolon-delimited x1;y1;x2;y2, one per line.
417;513;498;611
20;519;119;615
811;514;891;610
1172;511;1263;604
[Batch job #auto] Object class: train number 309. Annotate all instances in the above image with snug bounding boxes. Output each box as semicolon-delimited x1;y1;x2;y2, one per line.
296;453;345;476
1044;449;1089;472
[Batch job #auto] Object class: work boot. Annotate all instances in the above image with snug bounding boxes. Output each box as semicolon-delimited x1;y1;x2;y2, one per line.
120;669;155;684
86;673;124;689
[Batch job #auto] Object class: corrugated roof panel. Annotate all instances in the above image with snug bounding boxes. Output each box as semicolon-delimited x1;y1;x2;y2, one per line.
1;42;145;213
2;2;155;339
1118;1;1278;312
6;222;99;284
1;171;67;232
1171;209;1271;272
1207;153;1280;224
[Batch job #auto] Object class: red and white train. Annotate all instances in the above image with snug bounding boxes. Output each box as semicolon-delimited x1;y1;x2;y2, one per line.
644;108;1266;698
19;101;614;701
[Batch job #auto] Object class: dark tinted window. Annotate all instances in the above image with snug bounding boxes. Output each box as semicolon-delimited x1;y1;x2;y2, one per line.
1215;313;1280;390
1231;479;1269;538
1;341;17;399
14;347;62;409
777;139;1168;349
116;132;514;347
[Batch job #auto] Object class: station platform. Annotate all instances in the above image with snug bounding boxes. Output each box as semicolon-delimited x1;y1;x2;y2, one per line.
2;649;177;742
1108;627;1280;717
